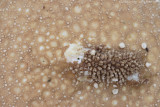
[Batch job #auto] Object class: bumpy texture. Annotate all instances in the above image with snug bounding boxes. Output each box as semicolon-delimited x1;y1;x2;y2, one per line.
70;45;146;86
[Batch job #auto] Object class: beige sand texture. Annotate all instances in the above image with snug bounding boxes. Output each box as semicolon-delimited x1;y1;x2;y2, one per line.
0;0;160;107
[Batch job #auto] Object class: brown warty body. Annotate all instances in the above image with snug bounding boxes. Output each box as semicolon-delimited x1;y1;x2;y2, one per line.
70;45;146;86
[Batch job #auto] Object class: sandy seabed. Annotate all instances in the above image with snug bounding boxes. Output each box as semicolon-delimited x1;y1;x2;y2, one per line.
0;0;160;107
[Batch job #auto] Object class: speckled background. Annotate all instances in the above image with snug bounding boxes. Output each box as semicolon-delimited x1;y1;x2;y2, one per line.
0;0;160;107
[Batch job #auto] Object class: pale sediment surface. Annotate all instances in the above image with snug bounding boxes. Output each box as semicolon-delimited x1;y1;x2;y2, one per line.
0;0;160;107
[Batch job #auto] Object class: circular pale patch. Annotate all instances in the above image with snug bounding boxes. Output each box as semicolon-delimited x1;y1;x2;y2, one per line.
74;5;82;14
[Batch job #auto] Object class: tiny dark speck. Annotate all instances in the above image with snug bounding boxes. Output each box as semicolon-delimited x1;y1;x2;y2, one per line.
47;78;51;82
43;6;45;9
145;47;149;52
77;58;80;60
